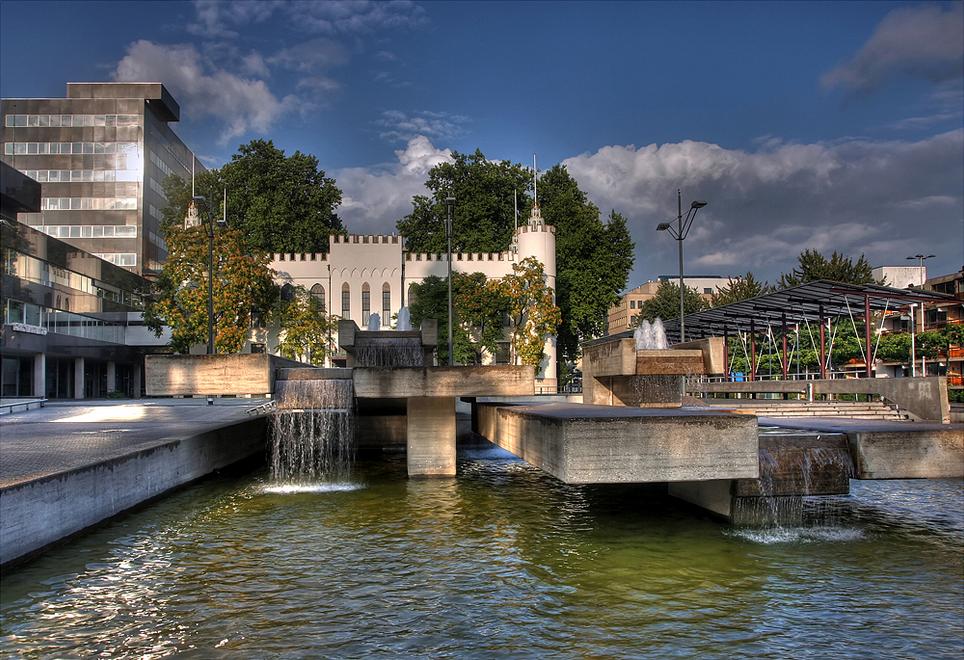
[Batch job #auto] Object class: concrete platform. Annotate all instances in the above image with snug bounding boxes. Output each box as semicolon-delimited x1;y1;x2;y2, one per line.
0;400;268;566
476;402;759;484
759;417;964;479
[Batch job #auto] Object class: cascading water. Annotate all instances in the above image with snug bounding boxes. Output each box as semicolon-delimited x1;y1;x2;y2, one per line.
270;378;355;486
353;338;424;367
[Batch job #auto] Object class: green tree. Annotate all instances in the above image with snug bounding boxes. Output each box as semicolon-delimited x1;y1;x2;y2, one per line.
408;274;478;365
455;272;511;364
496;257;561;368
712;272;772;306
396;149;531;253
274;285;334;365
634;280;709;326
144;220;277;354
219;139;343;253
537;165;634;365
779;249;879;288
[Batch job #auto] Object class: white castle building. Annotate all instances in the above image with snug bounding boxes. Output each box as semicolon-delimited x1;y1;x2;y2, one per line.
268;207;557;385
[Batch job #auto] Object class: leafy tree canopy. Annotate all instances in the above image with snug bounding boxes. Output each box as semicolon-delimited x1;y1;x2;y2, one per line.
274;285;334;365
396;149;531;254
633;280;709;326
712;272;772;307
495;257;562;368
779;249;879;288
537;165;634;363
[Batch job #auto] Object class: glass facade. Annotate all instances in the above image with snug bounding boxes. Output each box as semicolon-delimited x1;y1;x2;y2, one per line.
1;83;201;275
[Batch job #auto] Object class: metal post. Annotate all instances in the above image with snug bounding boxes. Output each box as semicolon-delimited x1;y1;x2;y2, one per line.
207;215;215;355
781;314;788;380
749;321;756;382
677;188;685;342
864;294;872;378
910;303;917;377
818;307;827;379
723;327;729;381
446;197;455;365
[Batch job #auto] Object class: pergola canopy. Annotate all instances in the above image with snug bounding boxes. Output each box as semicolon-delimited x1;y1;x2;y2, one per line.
658;279;954;343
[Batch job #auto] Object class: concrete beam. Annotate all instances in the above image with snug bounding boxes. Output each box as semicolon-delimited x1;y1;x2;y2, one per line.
73;357;85;400
477;403;759;484
407;396;455;476
847;428;963;479
32;352;45;398
353;366;535;398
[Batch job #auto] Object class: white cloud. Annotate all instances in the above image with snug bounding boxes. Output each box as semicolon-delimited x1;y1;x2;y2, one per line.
376;110;470;143
240;51;270;77
822;4;964;92
562;130;964;282
335;135;452;233
112;40;296;142
268;38;349;72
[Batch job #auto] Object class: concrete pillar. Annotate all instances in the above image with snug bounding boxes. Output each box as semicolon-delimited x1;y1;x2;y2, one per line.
668;480;734;520
32;352;46;398
106;361;116;393
407;396;456;477
132;363;142;398
73;357;85;400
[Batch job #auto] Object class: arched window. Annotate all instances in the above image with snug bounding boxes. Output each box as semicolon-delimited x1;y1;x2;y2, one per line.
408;283;418;307
341;282;350;318
310;283;325;312
361;282;371;326
382;282;391;324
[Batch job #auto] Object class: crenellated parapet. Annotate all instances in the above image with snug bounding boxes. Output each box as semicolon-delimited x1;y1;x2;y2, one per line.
331;234;402;245
404;251;516;262
273;252;329;262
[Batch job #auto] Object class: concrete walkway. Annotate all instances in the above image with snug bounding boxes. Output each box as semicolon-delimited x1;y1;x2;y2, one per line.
1;399;269;566
0;399;267;488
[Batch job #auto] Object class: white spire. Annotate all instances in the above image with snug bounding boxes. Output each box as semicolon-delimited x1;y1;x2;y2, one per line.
527;153;544;227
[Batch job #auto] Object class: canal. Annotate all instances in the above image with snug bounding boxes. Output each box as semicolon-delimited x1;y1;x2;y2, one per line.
2;446;962;657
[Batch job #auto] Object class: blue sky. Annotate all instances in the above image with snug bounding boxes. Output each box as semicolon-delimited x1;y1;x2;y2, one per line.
2;1;962;284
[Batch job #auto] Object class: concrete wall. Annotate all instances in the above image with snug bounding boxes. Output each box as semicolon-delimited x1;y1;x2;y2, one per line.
476;403;759;484
693;377;951;423
847;428;963;479
353;366;535;398
145;354;305;397
407;396;455;476
0;417;266;567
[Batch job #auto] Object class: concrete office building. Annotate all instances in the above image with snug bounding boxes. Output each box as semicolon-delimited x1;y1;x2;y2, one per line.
1;82;201;276
269;206;558;385
1;162;164;398
607;275;732;335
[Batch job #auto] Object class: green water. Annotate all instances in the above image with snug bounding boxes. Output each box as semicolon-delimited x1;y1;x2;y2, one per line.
2;446;962;657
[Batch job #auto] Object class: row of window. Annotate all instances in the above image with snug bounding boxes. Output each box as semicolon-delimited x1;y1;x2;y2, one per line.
3;299;126;344
4;114;140;128
93;253;137;267
148;177;167;200
42;197;137;211
148;230;167;252
309;282;394;326
149;150;184;178
4;141;139;155
20;168;141;183
2;248;143;307
39;224;137;239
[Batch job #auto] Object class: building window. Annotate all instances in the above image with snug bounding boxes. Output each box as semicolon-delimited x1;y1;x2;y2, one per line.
341;283;350;318
382;283;391;323
704;287;713;294
42;197;137;211
310;283;325;312
361;283;371;326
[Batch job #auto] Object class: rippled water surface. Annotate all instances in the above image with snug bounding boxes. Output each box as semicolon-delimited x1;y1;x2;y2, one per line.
2;447;962;658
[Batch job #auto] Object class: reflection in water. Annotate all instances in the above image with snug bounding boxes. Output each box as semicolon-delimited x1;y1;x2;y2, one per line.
1;449;962;657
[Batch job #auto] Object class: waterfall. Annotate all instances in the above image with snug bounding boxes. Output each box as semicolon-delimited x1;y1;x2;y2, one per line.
270;378;355;484
352;338;424;367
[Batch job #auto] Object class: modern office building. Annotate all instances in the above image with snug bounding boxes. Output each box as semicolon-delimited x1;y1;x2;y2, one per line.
607;275;732;335
1;162;163;398
1;82;201;276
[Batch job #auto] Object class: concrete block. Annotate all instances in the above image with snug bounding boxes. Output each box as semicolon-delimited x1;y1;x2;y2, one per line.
479;403;759;484
145;354;305;397
353;366;535;398
848;429;964;479
668;480;734;519
407;396;455;476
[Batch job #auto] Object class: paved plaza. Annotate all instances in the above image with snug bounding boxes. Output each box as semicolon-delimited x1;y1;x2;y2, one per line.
0;399;268;488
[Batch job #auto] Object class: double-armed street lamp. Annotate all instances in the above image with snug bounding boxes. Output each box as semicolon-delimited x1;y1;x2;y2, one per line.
656;189;707;342
905;254;935;377
445;196;455;365
192;194;227;355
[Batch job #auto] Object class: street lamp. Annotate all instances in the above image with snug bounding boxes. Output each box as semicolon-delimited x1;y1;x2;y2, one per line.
656;189;707;342
445;196;455;365
905;254;934;377
192;195;227;355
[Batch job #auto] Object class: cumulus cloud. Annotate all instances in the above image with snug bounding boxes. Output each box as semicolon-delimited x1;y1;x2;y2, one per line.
335;135;452;233
562;130;964;282
268;38;349;72
113;40;296;142
822;4;964;93
376;110;470;143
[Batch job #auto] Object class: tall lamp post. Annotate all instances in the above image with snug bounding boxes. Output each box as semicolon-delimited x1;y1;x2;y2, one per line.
905;254;935;377
445;196;455;365
656;190;707;342
192;195;226;355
